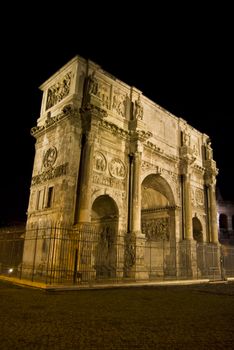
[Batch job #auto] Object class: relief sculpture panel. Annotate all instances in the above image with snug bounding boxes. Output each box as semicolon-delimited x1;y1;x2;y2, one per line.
46;72;72;110
191;187;204;209
112;90;126;117
142;218;169;241
94;152;107;172
87;72;110;109
109;158;126;179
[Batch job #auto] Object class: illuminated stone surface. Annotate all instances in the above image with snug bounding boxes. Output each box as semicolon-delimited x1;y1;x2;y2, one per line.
23;56;220;282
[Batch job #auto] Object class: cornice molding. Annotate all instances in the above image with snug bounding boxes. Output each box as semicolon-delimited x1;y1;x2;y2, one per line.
31;104;80;137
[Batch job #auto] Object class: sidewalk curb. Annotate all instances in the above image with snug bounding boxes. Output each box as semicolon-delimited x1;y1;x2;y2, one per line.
0;275;215;291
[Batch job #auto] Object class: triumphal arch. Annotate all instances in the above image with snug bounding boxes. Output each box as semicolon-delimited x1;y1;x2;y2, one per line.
23;55;220;283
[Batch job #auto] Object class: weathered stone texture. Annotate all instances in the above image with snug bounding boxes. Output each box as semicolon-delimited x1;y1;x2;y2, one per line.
23;55;220;280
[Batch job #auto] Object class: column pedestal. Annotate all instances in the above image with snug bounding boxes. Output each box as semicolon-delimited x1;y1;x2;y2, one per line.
177;240;198;279
135;233;149;280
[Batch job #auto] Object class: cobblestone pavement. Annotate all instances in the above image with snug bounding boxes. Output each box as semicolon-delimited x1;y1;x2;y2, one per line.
0;280;234;349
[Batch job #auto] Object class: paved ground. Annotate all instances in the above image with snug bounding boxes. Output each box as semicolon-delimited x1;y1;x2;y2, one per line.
0;280;234;349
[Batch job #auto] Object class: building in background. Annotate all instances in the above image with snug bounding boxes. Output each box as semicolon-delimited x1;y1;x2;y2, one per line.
217;189;234;245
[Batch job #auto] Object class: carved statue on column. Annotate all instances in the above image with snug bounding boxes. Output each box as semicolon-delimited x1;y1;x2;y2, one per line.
87;71;99;96
182;129;190;146
206;138;213;160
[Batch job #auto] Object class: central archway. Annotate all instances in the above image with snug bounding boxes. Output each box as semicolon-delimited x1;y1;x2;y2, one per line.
141;174;176;279
91;195;119;279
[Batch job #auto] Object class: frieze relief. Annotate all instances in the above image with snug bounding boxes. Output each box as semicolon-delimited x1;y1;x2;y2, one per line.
93;171;125;191
31;163;69;186
142;218;169;241
46;72;72;110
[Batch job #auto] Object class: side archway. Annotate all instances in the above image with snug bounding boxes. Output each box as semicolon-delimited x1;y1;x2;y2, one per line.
91;195;119;278
192;216;203;242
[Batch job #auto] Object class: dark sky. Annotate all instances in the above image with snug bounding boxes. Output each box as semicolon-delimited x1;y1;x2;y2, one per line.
1;4;233;224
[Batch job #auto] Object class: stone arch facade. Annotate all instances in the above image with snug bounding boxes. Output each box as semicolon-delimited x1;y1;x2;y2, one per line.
23;55;220;282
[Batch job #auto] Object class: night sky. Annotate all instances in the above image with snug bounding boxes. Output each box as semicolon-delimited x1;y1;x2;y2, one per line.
1;4;233;225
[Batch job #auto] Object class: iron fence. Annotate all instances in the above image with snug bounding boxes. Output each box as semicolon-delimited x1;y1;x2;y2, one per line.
0;225;234;285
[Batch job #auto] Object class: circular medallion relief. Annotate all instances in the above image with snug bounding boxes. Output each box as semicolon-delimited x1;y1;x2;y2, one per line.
195;188;204;205
94;151;107;172
43;146;57;168
109;158;126;178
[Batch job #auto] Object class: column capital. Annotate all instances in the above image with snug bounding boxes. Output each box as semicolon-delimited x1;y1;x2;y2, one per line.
180;158;194;176
205;169;218;187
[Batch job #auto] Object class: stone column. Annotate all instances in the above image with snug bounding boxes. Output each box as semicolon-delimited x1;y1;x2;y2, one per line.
130;149;148;280
207;183;219;243
132;151;142;234
180;161;197;278
77;130;96;223
183;173;193;240
204;157;219;244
